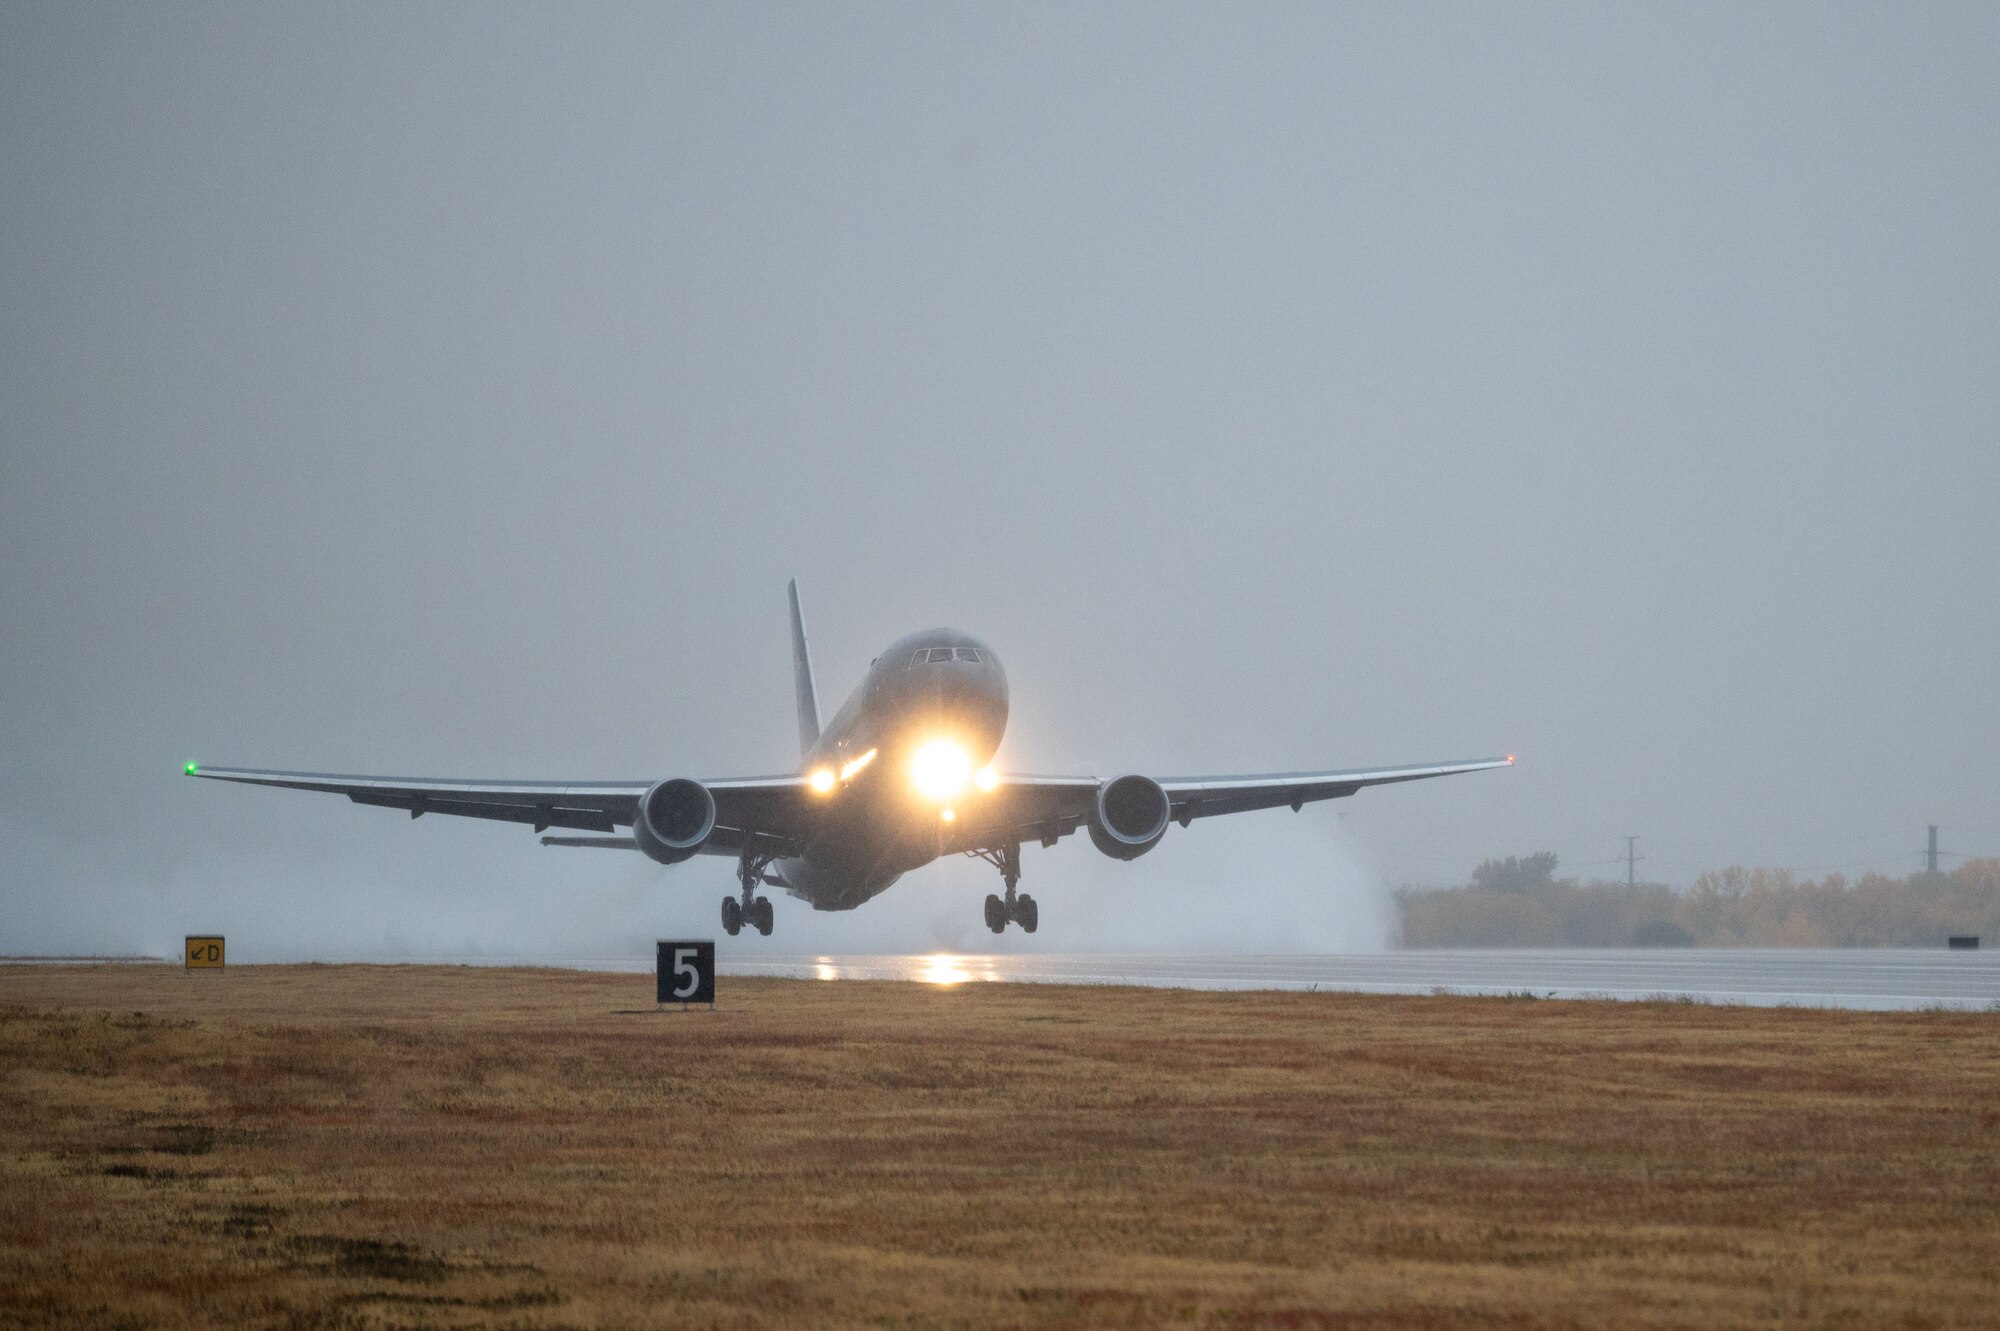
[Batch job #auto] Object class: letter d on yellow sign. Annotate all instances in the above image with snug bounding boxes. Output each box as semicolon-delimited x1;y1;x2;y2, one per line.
184;936;225;969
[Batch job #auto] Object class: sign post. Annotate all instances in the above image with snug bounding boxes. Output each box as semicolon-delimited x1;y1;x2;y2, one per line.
656;940;715;1009
184;936;225;970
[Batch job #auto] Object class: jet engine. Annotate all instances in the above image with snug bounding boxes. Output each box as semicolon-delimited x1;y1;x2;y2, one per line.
633;778;716;865
1087;774;1171;860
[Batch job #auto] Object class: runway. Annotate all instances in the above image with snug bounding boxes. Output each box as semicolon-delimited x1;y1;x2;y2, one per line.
712;948;2000;1010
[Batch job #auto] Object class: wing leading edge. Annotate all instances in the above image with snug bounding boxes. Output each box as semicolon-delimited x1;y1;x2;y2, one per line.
1160;755;1515;821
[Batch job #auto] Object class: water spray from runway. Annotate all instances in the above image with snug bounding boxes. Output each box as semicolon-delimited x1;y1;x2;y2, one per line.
2;803;1394;964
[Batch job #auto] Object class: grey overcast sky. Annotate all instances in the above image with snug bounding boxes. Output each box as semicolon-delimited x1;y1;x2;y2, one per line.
3;4;1996;958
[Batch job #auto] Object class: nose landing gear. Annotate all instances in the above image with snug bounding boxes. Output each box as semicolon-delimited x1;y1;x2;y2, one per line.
975;842;1037;934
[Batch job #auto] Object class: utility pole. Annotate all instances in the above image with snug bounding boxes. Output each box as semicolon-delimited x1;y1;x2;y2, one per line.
1927;825;1939;876
1624;835;1644;887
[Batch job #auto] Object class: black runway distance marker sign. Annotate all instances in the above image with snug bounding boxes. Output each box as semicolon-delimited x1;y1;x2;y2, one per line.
657;940;715;1006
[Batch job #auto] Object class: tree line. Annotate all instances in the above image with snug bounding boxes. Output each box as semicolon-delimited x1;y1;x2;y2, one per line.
1395;855;2000;948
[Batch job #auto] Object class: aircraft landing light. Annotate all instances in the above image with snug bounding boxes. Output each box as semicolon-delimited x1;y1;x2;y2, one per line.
839;748;877;782
910;737;972;801
809;768;836;794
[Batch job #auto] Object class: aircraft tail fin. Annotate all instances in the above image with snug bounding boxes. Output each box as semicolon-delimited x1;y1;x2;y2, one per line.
788;579;822;760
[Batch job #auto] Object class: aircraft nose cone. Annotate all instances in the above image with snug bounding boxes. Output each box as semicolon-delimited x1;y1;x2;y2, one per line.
934;661;1005;713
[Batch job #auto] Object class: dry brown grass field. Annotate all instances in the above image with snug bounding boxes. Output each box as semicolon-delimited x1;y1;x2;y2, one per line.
2;964;1996;1330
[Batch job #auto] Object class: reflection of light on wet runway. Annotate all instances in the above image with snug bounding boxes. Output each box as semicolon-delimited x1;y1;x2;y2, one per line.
918;953;972;986
438;952;2000;1011
704;949;2000;1010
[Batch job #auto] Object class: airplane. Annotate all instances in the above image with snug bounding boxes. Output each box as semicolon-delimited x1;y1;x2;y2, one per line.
186;583;1511;937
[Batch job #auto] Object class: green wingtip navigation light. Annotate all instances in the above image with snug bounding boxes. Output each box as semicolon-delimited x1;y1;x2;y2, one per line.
184;761;198;776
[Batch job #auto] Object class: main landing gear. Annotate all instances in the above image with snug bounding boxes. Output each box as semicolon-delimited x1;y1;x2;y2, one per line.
974;842;1037;934
723;848;777;938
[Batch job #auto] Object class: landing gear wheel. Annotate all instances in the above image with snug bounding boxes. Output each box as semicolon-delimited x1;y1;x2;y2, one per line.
751;896;774;936
984;893;1006;934
1014;893;1038;933
721;896;742;937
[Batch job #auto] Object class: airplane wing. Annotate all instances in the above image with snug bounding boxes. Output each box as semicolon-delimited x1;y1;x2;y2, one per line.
187;754;1509;860
182;765;815;854
945;756;1514;854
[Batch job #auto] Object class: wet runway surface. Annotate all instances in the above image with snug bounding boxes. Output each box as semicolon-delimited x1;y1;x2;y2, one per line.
711;948;2000;1010
274;947;2000;1010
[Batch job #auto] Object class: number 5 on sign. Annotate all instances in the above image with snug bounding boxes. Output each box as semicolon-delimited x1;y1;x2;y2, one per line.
656;940;715;1006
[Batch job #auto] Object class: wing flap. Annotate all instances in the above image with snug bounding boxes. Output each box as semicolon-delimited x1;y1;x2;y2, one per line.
348;791;618;834
1165;784;1362;823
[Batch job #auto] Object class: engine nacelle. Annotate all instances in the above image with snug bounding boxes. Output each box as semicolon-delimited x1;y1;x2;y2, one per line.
1087;774;1171;861
633;778;716;866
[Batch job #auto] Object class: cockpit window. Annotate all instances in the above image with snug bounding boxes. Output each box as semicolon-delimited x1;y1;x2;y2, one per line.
908;646;982;666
